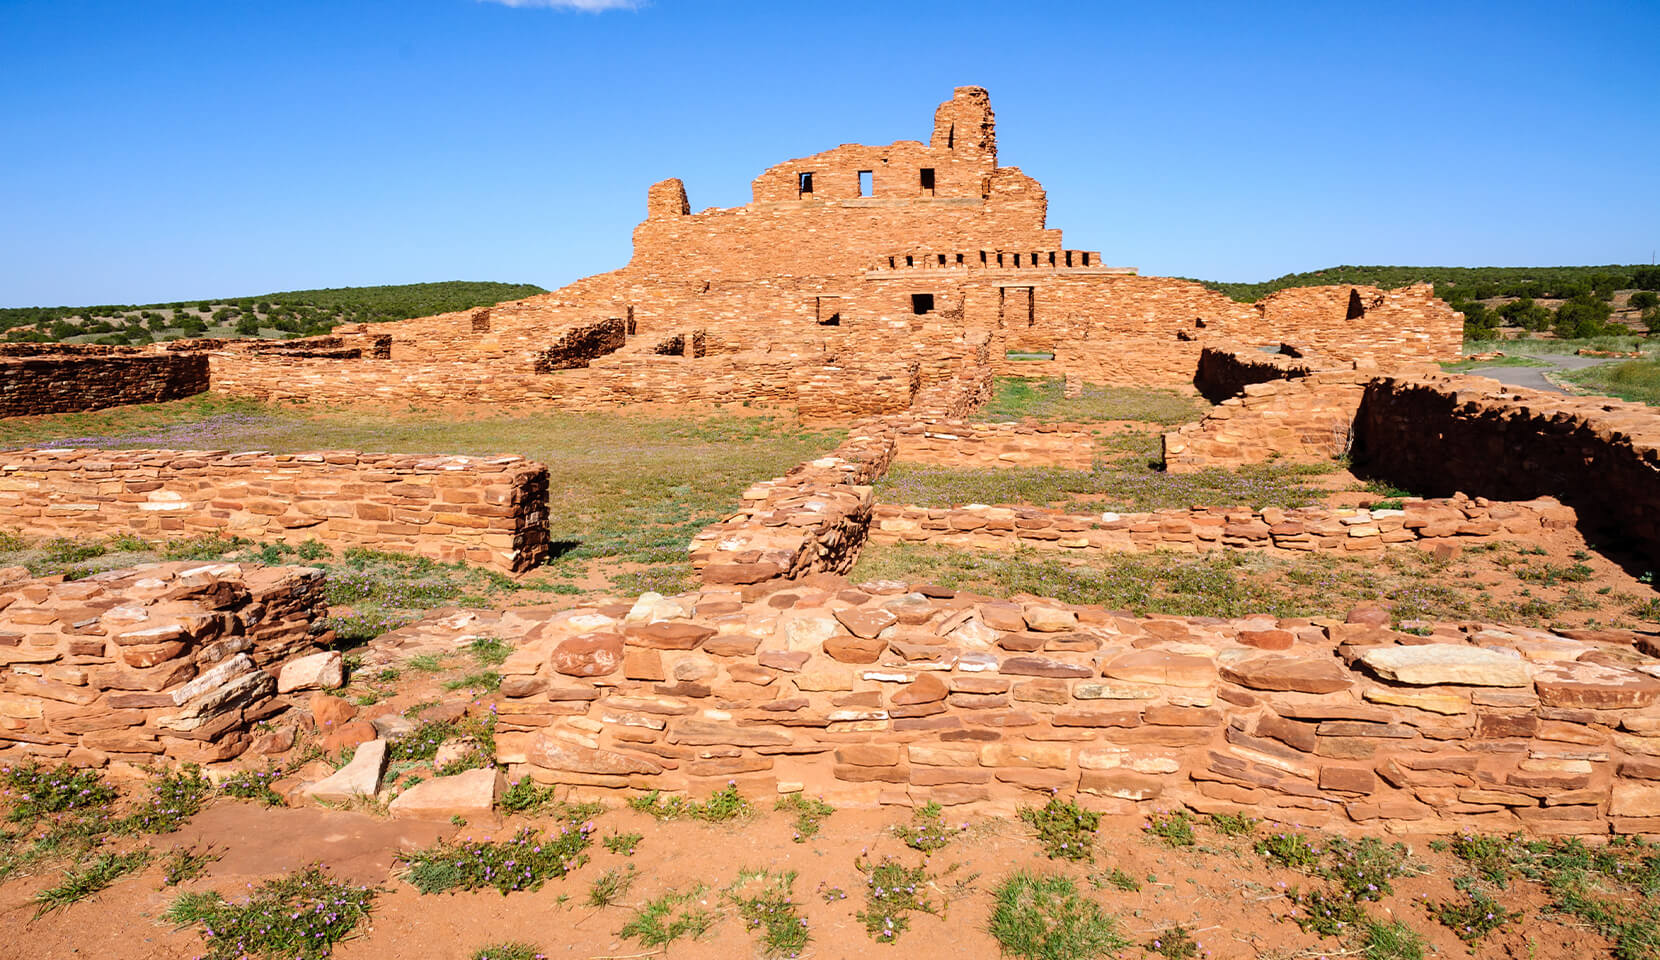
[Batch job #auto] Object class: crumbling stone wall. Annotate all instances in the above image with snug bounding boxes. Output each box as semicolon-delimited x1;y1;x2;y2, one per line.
0;562;327;766
535;318;629;371
483;580;1660;832
1192;343;1316;403
0;449;550;573
870;496;1578;555
1355;374;1660;566
0;353;208;417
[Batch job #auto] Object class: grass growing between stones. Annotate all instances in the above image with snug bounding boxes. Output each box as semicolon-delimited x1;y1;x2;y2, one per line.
987;871;1129;960
876;460;1335;514
627;783;752;822
470;943;545;960
162;865;377;960
979;377;1207;425
0;399;842;595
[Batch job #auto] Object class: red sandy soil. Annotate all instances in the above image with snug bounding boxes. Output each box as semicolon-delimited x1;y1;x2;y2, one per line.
0;797;1624;960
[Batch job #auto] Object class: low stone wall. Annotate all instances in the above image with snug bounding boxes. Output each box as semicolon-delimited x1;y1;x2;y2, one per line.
869;496;1578;555
0;562;327;766
1355;374;1660;566
0;353;209;418
688;425;897;586
893;419;1098;470
1192;343;1316;404
0;449;550;573
1163;372;1370;473
481;579;1660;833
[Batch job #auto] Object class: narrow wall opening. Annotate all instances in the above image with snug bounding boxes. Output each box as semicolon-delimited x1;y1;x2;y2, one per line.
911;293;935;315
858;170;872;196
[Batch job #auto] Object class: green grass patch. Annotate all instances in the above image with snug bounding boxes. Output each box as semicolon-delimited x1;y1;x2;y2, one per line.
1564;357;1660;406
1;762;118;822
401;825;593;895
34;849;150;916
725;868;810;958
1360;918;1427;960
159;844;220;886
618;885;718;947
627;783;752;822
1143;809;1196;847
162;865;376;960
602;832;642;857
980;377;1205;425
586;864;635;907
470;943;545;960
774;794;833;843
856;856;935;943
893;801;957;853
1019;797;1100;862
876;459;1333;514
987;871;1129;960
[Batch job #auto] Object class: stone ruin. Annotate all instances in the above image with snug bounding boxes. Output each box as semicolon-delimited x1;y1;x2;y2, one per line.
3;87;1660;840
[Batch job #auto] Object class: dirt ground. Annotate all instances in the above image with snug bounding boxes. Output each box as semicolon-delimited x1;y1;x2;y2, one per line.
0;795;1630;960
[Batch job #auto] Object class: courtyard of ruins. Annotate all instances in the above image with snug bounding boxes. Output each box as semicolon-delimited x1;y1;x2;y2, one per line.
3;89;1660;959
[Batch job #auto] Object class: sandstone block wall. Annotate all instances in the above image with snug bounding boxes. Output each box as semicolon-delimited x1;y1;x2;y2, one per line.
1163;374;1370;473
0;353;209;418
870;496;1578;556
0;562;326;766
0;449;551;573
893;419;1098;470
535;318;628;371
481;579;1660;833
1191;343;1316;403
1355;375;1660;566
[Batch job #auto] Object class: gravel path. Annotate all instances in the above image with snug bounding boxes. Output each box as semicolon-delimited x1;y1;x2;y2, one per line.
1465;352;1614;392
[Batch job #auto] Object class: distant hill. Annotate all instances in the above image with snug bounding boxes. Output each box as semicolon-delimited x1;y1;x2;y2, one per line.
1190;264;1660;305
0;281;548;345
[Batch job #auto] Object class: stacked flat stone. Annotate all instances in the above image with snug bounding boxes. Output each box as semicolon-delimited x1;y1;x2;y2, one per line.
0;562;327;766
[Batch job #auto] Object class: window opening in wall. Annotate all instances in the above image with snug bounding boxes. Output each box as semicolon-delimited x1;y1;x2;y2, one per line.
1013;253;1021;267
1032;252;1040;266
919;167;935;195
937;254;946;266
956;253;965;264
911;293;935;315
979;250;987;265
1048;252;1056;266
905;255;914;267
888;256;896;269
858;170;872;196
1064;251;1073;267
947;124;954;150
798;171;813;197
1346;288;1366;320
997;252;1005;267
1081;252;1091;266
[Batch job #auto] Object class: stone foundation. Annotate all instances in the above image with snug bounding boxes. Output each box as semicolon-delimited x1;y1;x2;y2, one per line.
0;352;209;417
479;579;1660;833
869;496;1578;555
0;449;550;573
0;562;327;766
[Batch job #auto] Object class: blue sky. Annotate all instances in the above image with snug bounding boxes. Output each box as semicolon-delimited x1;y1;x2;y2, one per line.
2;0;1656;307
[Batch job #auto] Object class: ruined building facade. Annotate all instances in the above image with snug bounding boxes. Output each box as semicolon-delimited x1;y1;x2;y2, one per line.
150;88;1464;415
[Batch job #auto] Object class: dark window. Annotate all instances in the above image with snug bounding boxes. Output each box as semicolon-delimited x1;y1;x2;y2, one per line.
956;253;964;264
820;311;841;326
888;256;896;269
997;252;1005;267
979;250;987;265
905;255;914;267
938;254;946;266
1346;288;1366;320
1065;251;1073;267
1013;253;1021;267
798;172;813;196
1081;252;1091;266
1048;252;1056;266
911;293;935;315
858;170;872;196
919;168;935;193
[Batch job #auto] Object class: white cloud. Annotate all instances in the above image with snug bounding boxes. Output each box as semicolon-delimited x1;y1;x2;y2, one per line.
478;0;641;10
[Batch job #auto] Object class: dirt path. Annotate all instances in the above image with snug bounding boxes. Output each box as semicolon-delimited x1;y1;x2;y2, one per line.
1465;352;1613;392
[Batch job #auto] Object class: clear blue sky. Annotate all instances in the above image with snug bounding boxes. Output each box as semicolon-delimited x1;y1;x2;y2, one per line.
3;0;1657;307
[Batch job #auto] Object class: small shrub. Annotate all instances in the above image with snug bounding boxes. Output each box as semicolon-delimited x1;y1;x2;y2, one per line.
1020;796;1100;862
774;794;833;842
1;762;118;822
603;832;642;856
1145;924;1200;959
587;865;635;907
220;768;284;806
160;844;220;886
34;849;150;916
1289;885;1366;938
164;865;376;960
1322;836;1412;902
1143;809;1195;847
856;856;935;944
1205;812;1258;837
402;825;593;895
628;783;751;822
497;777;557;814
1430;886;1520;944
1087;868;1141;892
471;943;545;960
468;637;512;666
894;801;957;853
1255;830;1322;871
387;720;459;763
988;871;1129;960
618;886;717;947
123;764;213;834
725;868;809;958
